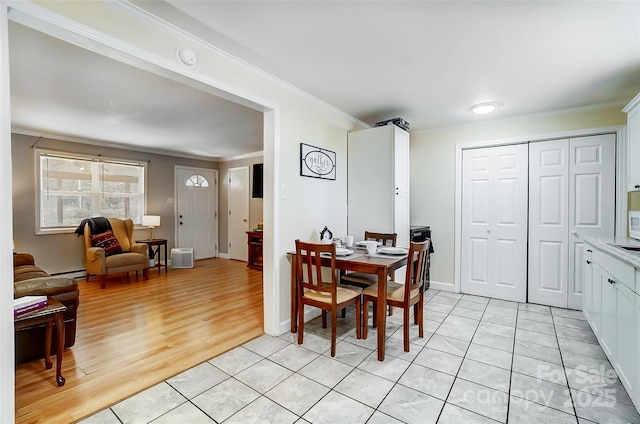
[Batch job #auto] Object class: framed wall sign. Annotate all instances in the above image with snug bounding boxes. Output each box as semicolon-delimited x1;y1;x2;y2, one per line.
300;143;336;180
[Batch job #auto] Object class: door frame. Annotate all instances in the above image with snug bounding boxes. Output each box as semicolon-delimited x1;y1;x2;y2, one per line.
4;0;282;339
454;125;625;297
228;166;250;261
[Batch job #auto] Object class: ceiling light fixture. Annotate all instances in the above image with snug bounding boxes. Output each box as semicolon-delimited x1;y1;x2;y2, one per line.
470;101;502;115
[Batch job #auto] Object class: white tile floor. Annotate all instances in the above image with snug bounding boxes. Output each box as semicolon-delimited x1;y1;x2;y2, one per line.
78;290;640;424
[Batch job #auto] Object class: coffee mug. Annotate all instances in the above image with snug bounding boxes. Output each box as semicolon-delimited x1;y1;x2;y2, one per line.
365;241;377;255
345;235;354;248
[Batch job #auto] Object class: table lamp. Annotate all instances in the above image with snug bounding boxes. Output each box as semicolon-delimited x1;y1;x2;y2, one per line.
142;215;160;239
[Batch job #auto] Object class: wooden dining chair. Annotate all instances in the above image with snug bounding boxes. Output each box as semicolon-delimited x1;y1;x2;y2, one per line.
340;231;397;288
362;240;430;352
295;239;362;357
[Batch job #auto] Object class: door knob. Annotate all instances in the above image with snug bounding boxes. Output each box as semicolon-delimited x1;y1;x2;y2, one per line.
243;219;248;222
179;222;183;225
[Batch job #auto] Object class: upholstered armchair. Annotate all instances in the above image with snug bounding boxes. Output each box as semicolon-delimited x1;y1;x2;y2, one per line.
83;218;149;289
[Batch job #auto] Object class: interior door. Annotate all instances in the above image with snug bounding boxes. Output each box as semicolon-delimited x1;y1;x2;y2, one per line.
228;166;250;261
461;144;528;302
568;134;615;309
175;167;218;260
528;139;569;307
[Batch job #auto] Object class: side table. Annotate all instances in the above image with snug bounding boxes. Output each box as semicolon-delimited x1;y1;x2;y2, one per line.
136;238;168;273
246;231;263;271
14;298;67;386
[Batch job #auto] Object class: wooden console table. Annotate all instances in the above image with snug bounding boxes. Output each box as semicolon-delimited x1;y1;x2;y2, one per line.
136;238;168;273
246;231;263;271
14;298;67;386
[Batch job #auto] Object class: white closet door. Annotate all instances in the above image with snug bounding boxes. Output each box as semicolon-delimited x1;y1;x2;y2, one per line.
528;134;615;309
568;134;616;309
461;144;528;302
528;139;569;307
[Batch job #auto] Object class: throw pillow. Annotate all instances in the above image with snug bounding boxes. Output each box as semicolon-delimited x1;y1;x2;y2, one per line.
90;230;123;257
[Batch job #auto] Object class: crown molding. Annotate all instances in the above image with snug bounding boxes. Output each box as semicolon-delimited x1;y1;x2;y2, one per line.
11;127;226;162
414;100;627;136
219;151;264;162
104;0;369;129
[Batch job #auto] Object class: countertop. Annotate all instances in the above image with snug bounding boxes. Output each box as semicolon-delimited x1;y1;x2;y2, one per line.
583;236;640;269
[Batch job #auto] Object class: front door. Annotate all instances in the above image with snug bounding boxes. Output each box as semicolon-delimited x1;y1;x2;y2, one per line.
175;166;218;260
461;144;529;302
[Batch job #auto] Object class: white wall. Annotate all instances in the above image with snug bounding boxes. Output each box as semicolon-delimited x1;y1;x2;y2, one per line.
1;3;367;422
11;134;219;273
0;3;15;422
410;105;626;288
5;0;364;334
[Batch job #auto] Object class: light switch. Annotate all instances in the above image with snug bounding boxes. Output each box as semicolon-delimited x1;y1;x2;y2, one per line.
280;185;289;199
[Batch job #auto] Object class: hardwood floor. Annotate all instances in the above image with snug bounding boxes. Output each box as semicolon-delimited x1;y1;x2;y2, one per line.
14;258;264;424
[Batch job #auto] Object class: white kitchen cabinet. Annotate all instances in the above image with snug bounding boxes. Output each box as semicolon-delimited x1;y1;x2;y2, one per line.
582;248;599;334
583;241;639;411
615;280;636;398
599;267;617;359
636;291;640;408
347;125;410;247
624;92;640;191
590;261;602;337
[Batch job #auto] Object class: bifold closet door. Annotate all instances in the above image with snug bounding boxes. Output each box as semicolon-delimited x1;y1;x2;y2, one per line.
461;144;528;302
528;140;570;307
568;135;615;309
528;135;615;308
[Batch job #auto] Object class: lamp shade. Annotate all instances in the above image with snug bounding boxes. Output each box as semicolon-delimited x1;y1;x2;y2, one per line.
142;215;160;227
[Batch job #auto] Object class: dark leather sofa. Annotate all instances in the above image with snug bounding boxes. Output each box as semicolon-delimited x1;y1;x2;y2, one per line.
13;253;80;364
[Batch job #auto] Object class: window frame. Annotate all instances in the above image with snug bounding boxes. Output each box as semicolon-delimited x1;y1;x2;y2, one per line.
35;149;147;235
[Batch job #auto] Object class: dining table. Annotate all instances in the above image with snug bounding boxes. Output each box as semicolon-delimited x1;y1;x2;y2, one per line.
288;245;409;361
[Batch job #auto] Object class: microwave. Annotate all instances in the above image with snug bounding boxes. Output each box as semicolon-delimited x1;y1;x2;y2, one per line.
630;211;640;240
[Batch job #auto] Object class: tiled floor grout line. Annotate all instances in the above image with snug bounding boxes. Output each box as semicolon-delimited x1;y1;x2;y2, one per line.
504;304;519;424
550;309;581;422
434;295;480;423
426;294;462;424
88;293;639;424
425;293;518;423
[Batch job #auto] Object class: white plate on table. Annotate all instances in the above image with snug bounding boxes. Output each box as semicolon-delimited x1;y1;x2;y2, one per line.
321;248;354;257
378;247;408;255
355;241;382;247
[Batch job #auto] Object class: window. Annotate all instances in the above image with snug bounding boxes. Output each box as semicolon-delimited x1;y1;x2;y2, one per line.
36;150;146;233
185;174;209;187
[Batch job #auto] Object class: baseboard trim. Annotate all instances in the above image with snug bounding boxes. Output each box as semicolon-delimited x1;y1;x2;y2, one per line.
429;280;456;292
51;270;86;279
278;309;322;336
